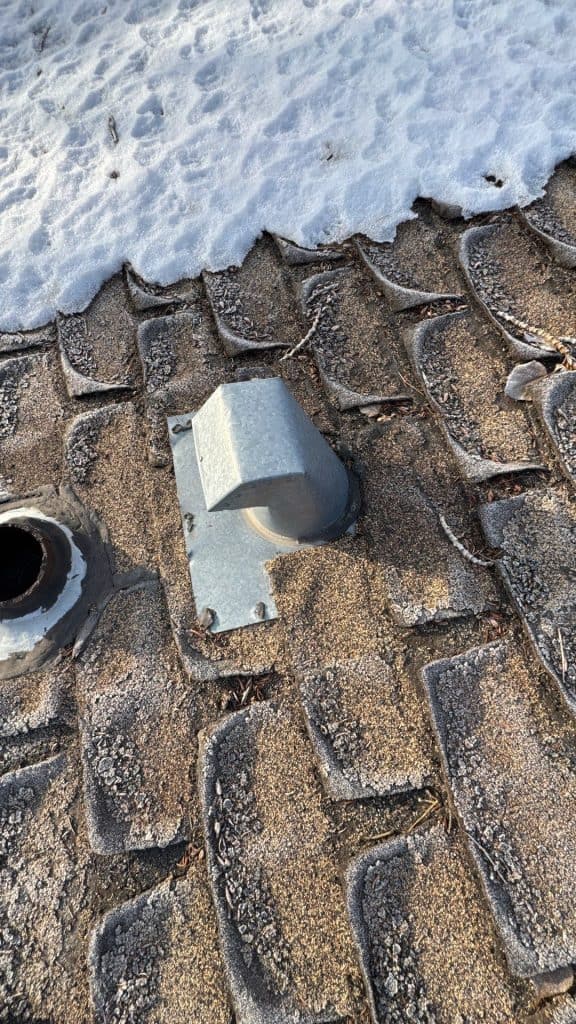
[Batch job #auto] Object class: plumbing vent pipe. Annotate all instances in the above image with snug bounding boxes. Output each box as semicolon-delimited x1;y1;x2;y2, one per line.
168;377;359;632
0;492;112;679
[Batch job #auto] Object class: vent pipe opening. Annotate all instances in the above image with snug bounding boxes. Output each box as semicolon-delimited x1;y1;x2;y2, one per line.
0;524;45;603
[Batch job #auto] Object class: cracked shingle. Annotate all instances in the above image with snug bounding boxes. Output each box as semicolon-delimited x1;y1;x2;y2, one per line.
532;372;576;486
347;827;523;1023
57;275;138;397
407;310;542;481
459;218;576;363
366;462;498;626
76;582;195;853
480;488;576;708
300;653;435;800
89;871;230;1024
424;639;576;976
300;265;409;410
203;236;301;355
356;213;462;311
199;700;363;1023
521;162;576;268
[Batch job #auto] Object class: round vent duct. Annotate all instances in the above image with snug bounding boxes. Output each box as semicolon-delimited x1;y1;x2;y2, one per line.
0;492;112;678
0;523;45;603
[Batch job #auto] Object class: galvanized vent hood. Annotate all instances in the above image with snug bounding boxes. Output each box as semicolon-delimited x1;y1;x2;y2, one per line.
168;377;358;632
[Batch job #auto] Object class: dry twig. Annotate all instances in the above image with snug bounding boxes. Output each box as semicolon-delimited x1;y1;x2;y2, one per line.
558;627;568;687
108;114;119;145
439;514;494;567
496;310;576;370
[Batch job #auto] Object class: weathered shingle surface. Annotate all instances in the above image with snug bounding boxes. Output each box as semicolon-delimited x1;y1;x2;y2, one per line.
2;164;576;1023
424;639;576;977
347;827;524;1023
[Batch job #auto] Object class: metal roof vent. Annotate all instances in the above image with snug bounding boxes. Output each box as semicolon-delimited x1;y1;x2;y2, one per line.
169;377;359;632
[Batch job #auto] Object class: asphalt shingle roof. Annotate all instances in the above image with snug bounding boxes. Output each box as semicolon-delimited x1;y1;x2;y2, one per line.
1;161;576;1023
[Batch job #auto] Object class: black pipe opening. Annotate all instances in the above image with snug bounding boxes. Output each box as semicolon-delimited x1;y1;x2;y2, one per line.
0;524;45;603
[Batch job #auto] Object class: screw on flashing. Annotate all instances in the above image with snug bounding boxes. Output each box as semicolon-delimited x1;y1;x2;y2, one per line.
172;419;192;434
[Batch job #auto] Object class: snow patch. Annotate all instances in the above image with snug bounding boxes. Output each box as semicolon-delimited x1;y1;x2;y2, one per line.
1;0;576;329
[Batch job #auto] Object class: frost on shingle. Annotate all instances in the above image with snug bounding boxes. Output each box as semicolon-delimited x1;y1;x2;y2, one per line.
365;463;498;626
64;402;156;574
137;303;221;401
0;350;66;497
89;873;230;1024
300;653;434;801
136;301;224;465
0;323;55;355
407;310;542;481
346;827;521;1023
0;356;30;442
0;754;92;1021
480;489;576;708
424;639;576;976
199;701;362;1023
530;995;576;1024
271;538;436;804
356;215;462;311
76;581;195;854
5;195;576;1023
0;655;73;740
57;275;138;397
299;266;410;410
